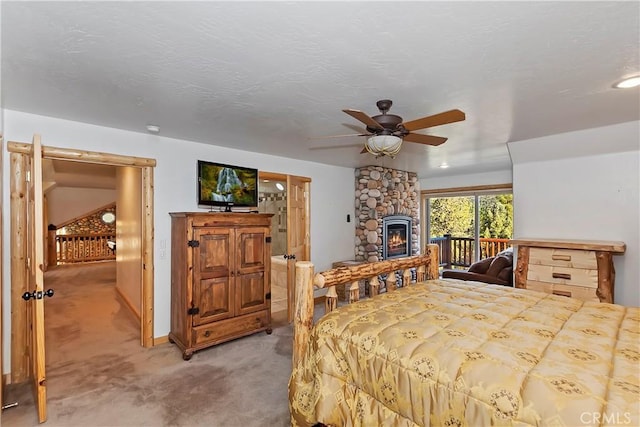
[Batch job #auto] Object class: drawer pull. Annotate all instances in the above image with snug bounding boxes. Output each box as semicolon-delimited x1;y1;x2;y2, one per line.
552;254;572;261
553;290;572;298
552;272;572;280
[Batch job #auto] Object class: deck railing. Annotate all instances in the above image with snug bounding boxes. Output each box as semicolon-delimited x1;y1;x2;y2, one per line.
430;234;511;268
54;233;116;264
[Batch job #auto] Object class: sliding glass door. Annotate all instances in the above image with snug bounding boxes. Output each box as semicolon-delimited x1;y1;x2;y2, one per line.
424;190;513;269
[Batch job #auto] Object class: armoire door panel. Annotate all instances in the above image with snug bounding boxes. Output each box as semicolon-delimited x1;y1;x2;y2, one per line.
196;229;232;278
193;277;234;325
236;272;268;315
236;227;268;274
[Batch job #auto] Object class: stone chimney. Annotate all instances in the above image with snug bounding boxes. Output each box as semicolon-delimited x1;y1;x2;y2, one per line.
355;166;420;262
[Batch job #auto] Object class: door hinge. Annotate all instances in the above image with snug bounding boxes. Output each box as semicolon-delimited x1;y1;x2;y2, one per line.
265;236;272;243
187;307;200;315
266;292;271;300
187;240;200;248
26;171;31;182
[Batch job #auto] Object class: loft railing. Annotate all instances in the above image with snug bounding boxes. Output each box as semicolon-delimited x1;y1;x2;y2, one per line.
53;233;116;265
429;234;511;269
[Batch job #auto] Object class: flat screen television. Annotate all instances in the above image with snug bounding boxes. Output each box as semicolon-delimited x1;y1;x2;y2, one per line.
197;160;259;211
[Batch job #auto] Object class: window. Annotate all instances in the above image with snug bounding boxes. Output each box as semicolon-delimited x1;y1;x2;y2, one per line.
421;186;513;269
101;212;116;224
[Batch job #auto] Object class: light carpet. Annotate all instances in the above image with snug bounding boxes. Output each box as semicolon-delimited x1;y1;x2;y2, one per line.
3;262;293;426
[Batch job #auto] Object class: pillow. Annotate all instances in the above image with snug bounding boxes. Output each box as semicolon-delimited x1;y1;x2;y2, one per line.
497;267;513;284
497;247;513;257
468;257;493;274
486;255;512;277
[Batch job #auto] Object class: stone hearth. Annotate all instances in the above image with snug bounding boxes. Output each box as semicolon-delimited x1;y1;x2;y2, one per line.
355;166;420;262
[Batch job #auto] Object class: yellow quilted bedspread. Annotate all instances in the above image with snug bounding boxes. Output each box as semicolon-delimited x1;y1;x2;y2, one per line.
288;279;639;426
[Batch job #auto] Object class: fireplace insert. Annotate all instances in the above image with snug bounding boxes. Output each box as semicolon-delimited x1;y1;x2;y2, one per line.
382;215;412;259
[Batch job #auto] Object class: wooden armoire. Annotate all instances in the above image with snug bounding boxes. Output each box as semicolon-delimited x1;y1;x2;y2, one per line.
169;212;273;360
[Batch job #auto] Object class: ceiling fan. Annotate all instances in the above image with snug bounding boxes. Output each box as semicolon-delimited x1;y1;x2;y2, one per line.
313;100;465;158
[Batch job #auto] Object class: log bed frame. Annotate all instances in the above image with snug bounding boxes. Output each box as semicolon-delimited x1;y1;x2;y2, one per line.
292;244;440;365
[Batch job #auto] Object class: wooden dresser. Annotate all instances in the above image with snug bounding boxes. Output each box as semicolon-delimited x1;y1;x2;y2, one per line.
169;212;273;360
510;238;626;303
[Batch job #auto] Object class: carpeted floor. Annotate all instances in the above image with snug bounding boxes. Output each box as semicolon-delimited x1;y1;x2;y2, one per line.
3;262;293;426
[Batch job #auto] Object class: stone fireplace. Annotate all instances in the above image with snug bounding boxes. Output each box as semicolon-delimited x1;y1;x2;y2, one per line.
355;166;420;262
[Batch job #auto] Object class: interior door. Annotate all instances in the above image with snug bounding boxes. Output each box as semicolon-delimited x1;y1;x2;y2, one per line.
286;175;310;322
26;134;48;422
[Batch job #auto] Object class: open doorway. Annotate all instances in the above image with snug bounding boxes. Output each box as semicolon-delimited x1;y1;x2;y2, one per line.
42;158;142;358
258;177;288;318
7;141;155;391
258;172;310;322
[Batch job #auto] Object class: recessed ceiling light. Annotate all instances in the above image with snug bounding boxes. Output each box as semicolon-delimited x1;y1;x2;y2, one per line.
613;76;640;89
439;162;449;169
146;124;160;133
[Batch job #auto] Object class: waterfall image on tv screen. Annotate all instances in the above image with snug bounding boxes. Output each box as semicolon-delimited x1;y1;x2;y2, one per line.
198;161;258;208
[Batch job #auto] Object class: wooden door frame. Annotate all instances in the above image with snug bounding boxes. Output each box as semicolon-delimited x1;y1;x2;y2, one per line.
8;141;156;383
258;171;311;321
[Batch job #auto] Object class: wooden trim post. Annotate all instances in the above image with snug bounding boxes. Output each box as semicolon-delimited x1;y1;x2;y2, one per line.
293;261;314;367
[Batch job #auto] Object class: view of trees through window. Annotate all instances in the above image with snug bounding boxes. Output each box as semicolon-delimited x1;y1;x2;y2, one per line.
427;193;513;267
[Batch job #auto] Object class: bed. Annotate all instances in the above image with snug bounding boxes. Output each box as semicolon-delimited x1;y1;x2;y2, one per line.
288;245;639;426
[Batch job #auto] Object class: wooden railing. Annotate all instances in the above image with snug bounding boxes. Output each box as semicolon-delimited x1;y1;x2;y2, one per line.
54;233;116;264
430;234;511;268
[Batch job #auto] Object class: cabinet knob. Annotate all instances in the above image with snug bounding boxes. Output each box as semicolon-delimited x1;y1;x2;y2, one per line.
204;331;210;338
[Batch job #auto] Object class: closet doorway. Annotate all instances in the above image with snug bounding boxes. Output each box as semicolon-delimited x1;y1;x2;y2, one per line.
258;172;310;322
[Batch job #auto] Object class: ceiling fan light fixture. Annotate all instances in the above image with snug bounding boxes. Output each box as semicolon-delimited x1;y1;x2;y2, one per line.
366;135;402;157
613;75;640;89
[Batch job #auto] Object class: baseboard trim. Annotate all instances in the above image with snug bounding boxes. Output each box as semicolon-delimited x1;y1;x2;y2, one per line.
115;286;141;322
154;336;169;345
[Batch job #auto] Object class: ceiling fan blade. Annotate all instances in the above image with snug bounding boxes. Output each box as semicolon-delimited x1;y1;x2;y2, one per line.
343;123;369;134
310;143;365;151
308;133;368;140
403;133;448;146
343;109;384;130
401;109;466;131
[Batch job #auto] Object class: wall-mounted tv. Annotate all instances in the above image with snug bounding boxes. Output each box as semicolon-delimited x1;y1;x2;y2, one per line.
197;160;259;211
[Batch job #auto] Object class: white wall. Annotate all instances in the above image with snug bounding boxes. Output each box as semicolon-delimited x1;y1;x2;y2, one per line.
2;109;355;373
46;187;116;226
509;121;640;307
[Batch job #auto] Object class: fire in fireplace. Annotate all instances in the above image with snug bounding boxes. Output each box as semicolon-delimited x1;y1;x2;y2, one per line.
382;215;412;259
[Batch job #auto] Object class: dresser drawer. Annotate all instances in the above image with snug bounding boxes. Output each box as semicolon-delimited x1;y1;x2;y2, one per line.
526;281;599;302
527;264;598;288
529;247;597;269
193;310;269;346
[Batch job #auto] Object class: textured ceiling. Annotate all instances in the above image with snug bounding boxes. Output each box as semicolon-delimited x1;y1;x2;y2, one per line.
2;1;639;179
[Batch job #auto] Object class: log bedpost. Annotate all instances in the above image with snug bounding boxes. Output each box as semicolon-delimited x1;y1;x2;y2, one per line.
425;243;440;280
293;261;315;367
